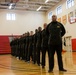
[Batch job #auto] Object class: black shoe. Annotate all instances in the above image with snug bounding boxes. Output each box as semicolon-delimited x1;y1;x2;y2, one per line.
38;64;40;66
48;69;53;73
25;60;27;62
42;66;45;68
33;61;36;64
59;69;67;72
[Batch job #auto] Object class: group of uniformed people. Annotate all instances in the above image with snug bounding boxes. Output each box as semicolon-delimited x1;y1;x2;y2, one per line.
10;15;67;72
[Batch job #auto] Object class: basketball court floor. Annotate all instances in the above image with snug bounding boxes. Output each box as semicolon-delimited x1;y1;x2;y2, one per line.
0;52;76;75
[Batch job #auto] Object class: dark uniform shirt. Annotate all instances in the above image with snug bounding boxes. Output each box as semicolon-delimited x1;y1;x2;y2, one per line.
28;35;33;49
26;36;29;46
29;35;33;45
41;29;48;48
36;31;42;48
33;33;37;45
46;21;66;45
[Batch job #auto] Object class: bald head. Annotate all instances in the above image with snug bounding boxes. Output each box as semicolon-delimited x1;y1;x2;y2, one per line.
30;31;33;36
38;27;42;31
43;23;47;29
52;15;57;22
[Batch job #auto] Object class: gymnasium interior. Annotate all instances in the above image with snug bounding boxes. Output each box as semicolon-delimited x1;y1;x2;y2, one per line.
0;0;76;75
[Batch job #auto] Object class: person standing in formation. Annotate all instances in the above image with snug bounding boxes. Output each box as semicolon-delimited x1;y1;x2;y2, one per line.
41;23;48;68
36;27;42;66
46;15;67;72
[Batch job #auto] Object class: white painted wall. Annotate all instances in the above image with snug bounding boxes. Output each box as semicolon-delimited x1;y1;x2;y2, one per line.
0;0;76;39
46;0;76;39
0;9;46;35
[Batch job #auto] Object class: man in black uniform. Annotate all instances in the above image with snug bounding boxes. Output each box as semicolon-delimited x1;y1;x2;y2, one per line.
36;27;42;66
46;15;67;72
41;23;48;68
23;33;27;60
17;37;20;58
13;38;16;56
15;37;19;57
19;35;23;60
33;29;38;64
21;34;25;60
10;39;14;56
27;31;34;62
25;32;29;62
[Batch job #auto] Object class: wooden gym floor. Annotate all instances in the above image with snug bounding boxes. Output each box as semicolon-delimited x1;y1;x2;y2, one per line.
0;52;76;75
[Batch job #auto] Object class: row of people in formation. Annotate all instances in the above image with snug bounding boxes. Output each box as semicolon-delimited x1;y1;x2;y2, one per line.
10;15;67;72
10;24;48;67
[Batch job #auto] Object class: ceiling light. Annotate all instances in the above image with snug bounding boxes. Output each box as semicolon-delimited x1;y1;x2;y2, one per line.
10;3;13;6
9;3;13;9
45;0;49;3
37;6;42;11
9;5;12;9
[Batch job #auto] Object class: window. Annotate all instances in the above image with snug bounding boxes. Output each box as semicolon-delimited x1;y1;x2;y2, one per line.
48;11;52;19
66;0;74;9
56;5;62;15
6;13;16;20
